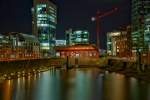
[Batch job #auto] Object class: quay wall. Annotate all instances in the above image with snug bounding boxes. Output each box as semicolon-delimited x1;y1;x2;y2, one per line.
0;58;65;73
107;58;150;72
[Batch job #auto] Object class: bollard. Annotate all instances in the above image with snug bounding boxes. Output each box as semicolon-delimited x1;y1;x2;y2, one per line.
66;56;69;69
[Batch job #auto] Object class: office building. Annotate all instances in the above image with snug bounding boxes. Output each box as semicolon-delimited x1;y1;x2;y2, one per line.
107;28;131;58
144;14;150;50
32;0;57;57
0;32;40;61
72;30;89;45
65;29;89;46
131;0;150;53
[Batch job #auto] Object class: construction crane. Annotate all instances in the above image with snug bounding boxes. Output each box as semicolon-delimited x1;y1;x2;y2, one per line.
92;7;118;49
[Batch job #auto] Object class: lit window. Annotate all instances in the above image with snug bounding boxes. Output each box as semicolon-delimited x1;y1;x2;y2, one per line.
83;39;88;41
41;47;49;50
37;24;50;27
37;14;47;17
56;52;60;57
41;43;49;46
37;4;46;8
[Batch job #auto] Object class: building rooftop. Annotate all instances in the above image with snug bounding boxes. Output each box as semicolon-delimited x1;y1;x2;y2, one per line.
19;33;39;43
1;32;39;43
55;44;99;51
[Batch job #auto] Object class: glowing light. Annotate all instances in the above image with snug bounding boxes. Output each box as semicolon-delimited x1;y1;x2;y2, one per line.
109;32;121;36
41;46;50;50
41;43;49;46
91;17;96;21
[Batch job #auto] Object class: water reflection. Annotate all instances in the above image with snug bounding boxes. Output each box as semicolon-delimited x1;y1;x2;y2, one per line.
3;80;13;100
103;73;127;100
0;68;150;100
129;77;150;100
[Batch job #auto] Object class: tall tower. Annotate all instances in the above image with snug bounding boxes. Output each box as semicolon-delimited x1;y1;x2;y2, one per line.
32;0;57;57
131;0;150;53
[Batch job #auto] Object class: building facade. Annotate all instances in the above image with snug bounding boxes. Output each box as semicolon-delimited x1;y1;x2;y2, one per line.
32;0;57;57
107;29;131;58
55;44;100;66
65;29;89;46
107;32;121;56
131;0;150;53
131;0;150;63
144;14;150;50
0;32;40;61
72;30;89;45
55;44;99;58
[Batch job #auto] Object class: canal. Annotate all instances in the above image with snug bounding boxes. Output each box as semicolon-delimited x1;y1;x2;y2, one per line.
0;68;150;100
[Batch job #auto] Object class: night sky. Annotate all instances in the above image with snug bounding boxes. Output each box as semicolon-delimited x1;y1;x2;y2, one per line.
0;0;130;49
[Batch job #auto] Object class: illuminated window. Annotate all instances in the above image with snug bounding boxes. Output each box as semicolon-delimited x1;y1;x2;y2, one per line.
76;38;81;42
41;43;49;46
41;46;49;50
37;24;50;27
56;52;60;57
83;39;88;41
37;14;47;17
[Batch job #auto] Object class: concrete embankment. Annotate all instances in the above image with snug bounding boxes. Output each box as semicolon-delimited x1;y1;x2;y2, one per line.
104;58;150;82
0;58;65;80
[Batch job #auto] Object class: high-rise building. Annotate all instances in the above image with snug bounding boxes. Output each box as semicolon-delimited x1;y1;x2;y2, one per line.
131;0;150;53
32;0;57;57
144;14;150;50
65;29;89;46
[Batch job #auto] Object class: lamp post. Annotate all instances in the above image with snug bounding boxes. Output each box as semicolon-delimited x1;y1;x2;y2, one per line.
136;48;141;71
66;56;69;69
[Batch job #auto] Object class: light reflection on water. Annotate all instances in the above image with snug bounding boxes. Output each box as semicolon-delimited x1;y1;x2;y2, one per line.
0;68;150;100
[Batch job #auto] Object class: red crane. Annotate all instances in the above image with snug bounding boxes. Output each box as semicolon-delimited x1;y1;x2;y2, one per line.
92;7;118;49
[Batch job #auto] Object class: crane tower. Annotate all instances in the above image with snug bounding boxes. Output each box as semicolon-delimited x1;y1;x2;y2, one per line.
92;7;118;49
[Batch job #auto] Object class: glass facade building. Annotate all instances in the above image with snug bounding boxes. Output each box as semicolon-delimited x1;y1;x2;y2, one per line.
32;0;57;57
131;0;150;52
65;29;89;46
144;14;150;50
0;32;40;60
72;30;89;45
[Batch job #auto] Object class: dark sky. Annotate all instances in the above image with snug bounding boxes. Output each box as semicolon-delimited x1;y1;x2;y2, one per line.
0;0;131;49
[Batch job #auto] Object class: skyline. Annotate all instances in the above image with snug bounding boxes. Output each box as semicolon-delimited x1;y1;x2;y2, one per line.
0;0;131;49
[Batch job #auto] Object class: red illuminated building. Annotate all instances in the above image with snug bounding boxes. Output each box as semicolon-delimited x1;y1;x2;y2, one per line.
55;44;100;58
